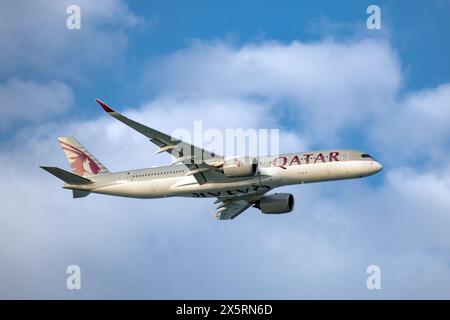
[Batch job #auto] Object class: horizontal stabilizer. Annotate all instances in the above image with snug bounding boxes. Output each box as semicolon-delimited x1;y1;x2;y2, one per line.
40;166;93;185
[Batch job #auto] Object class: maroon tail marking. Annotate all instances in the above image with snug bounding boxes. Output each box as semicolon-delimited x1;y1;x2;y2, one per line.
59;141;101;175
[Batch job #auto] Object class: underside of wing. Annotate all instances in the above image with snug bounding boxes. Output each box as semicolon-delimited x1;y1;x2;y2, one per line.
215;198;253;220
214;189;271;220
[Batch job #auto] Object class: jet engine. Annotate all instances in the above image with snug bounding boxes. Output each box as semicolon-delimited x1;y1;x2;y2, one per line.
222;157;258;177
254;193;294;214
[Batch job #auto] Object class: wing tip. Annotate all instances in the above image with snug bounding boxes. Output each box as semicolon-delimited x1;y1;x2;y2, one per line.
95;99;115;113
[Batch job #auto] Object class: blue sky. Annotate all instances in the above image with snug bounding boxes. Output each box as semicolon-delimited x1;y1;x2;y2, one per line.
126;0;449;91
1;0;450;299
20;0;449;119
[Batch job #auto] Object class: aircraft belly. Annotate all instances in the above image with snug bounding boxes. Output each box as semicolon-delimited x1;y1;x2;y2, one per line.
92;179;175;198
172;176;272;198
301;161;369;183
328;161;372;179
302;162;330;182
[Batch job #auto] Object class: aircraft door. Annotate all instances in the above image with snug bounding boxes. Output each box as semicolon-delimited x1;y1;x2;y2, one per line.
117;172;132;183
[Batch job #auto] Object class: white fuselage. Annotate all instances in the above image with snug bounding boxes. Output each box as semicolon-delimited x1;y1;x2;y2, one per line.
64;150;383;199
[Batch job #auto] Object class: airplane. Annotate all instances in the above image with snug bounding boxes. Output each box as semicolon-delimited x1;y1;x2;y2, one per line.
40;99;383;220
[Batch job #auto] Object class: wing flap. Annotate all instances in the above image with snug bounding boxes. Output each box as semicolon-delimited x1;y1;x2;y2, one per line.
214;198;253;220
213;187;273;220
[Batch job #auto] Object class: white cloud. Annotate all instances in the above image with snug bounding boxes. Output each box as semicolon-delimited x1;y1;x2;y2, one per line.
0;79;73;131
146;38;450;167
0;0;141;80
145;39;401;142
371;83;450;165
0;0;143;135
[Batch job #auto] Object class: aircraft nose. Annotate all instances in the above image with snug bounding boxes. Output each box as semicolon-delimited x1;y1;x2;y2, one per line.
371;161;383;173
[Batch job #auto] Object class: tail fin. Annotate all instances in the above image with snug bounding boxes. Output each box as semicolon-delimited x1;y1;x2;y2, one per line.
58;137;109;178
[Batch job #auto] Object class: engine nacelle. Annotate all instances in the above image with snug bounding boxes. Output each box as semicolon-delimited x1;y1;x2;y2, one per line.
222;157;258;177
255;193;294;214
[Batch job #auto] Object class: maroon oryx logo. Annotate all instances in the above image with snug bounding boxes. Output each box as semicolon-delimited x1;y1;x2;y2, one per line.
59;141;101;176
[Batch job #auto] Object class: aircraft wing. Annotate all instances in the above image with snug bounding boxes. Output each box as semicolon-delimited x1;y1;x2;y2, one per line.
213;190;270;220
214;197;253;220
96;99;225;185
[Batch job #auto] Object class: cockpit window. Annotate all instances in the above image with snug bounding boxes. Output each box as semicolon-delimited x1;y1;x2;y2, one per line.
361;153;372;158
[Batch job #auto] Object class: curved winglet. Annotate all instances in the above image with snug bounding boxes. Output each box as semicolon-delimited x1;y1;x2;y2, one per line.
95;99;115;113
